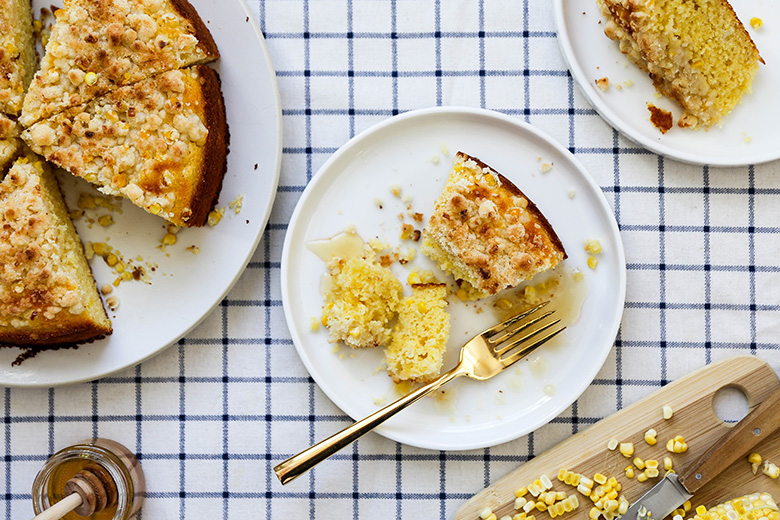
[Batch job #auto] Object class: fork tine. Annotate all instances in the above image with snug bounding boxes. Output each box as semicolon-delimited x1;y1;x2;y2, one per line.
493;318;562;356
489;309;556;346
483;301;549;343
500;326;566;369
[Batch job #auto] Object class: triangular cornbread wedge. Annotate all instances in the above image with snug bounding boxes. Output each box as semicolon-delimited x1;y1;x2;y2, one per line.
0;0;35;116
422;152;566;300
0;155;111;347
23;65;228;227
20;0;219;127
598;0;763;127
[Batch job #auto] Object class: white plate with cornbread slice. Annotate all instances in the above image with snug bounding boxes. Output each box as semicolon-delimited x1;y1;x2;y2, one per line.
555;0;780;166
0;0;282;386
281;107;626;450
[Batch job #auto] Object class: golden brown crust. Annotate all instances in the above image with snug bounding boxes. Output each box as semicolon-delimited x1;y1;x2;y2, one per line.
184;65;228;227
169;0;220;62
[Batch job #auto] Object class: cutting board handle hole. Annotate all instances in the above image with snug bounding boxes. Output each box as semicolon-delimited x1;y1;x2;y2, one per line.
713;385;750;424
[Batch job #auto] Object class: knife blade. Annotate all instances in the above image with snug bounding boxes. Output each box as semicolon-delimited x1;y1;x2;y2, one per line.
619;384;780;520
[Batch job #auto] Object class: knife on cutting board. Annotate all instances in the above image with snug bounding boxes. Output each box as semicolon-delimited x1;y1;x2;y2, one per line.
622;385;780;520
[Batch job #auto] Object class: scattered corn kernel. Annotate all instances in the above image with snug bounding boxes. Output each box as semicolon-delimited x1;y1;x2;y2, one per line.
607;438;618;451
590;507;601;519
580;476;593;489
523;501;535;513
664;457;673;471
515;497;528;510
645;468;659;478
536;502;547;512
751;17;763;29
696;506;707;516
683;501;691;512
749;453;763;475
637;472;648;483
587;256;598;269
486;514;497;520
594;473;607;485
619;442;634;457
162;233;177;246
645;429;658;445
673;515;683;520
763;460;780;479
662;405;673;419
516;487;528;498
584;239;602;254
634;457;645;470
540;475;553;490
577;484;591;496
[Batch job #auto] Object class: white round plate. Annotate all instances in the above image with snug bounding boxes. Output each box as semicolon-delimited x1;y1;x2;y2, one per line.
281;107;626;450
555;0;779;166
0;0;282;387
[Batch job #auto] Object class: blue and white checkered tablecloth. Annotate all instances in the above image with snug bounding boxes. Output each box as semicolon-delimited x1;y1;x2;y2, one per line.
4;1;780;519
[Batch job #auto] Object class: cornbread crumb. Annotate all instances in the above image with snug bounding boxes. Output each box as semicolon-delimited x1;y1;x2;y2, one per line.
186;245;200;254
208;207;225;227
587;256;599;269
390;184;402;197
583;239;602;254
596;77;610;91
106;296;120;311
599;0;763;126
568;189;576;199
422;152;566;300
647;104;673;134
309;317;320;331
321;246;403;349
431;155;440;165
229;195;243;214
101;284;113;296
373;197;383;208
540;163;552;173
573;268;584;282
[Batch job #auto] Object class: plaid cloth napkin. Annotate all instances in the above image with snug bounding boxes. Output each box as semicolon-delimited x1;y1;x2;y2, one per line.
3;1;780;519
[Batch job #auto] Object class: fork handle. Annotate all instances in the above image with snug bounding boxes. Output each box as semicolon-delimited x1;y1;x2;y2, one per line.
273;364;467;485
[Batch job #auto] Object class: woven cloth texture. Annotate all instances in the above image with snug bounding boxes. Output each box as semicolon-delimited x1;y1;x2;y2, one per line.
3;1;780;519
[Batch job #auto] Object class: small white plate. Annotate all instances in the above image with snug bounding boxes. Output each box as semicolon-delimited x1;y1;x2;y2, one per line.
0;0;282;387
281;107;626;450
555;0;779;166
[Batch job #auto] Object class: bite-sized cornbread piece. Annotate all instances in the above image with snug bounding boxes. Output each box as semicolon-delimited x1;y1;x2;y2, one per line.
0;0;35;116
20;0;219;126
321;246;403;349
422;152;566;300
598;0;763;127
0;155;112;347
385;283;450;383
0;113;19;138
23;65;228;227
0;138;20;174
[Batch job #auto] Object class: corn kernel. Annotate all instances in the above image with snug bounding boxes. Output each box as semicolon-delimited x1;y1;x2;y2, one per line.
528;483;540;497
84;71;98;85
763;460;780;479
571;473;581;486
515;487;528;498
105;253;119;267
645;468;659;478
590;507;601;520
499;516;511;520
593;473;607;485
637;472;648;483
577;484;591;496
619;443;634;457
556;492;567;501
645;429;658;445
513;514;526;520
634;457;645;470
751;17;763;29
580;476;594;489
664;457;673;470
523;501;536;514
673;515;683;520
683;501;692;512
663;405;674;419
584;239;602;254
606;490;618;500
545;493;556;506
607;438;618;451
749;453;762;474
569;495;579;509
607;477;618;488
587;256;598;269
515;497;528;510
485;514;497;520
536;502;547;512
696;506;707;516
480;507;494;519
540;475;553;490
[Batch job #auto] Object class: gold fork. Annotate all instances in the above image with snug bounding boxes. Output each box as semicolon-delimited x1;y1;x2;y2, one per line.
274;301;564;485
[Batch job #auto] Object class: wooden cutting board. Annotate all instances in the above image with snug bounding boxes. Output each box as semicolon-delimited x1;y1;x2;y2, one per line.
455;356;780;520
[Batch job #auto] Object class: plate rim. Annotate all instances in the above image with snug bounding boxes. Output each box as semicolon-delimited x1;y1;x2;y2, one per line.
1;0;283;388
553;0;778;167
281;105;627;450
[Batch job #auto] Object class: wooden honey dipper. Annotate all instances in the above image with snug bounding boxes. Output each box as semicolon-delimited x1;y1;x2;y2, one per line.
32;464;117;520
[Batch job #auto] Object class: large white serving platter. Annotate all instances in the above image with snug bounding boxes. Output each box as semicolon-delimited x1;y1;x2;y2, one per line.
555;0;780;166
0;0;282;386
281;107;626;450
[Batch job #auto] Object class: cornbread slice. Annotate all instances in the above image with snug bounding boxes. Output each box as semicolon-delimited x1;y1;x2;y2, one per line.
422;152;566;300
321;247;403;349
23;65;228;227
0;155;111;347
0;0;35;116
598;0;763;127
385;283;450;383
20;0;219;126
